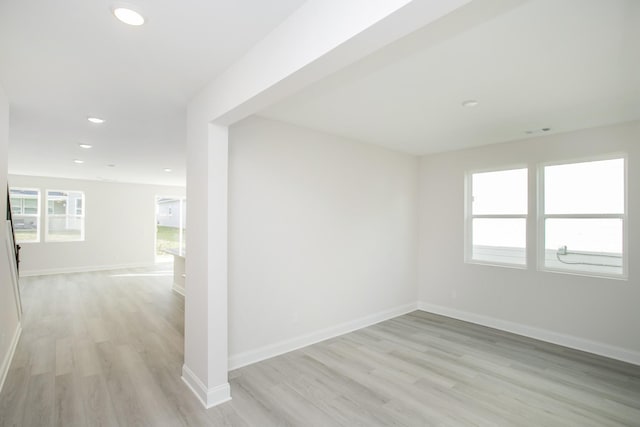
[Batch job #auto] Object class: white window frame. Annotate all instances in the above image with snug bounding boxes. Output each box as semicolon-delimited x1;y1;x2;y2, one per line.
45;189;86;242
537;154;628;279
9;187;41;243
464;165;528;268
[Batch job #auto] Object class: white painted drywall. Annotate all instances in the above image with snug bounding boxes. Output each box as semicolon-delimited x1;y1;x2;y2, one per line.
0;85;21;392
195;0;471;125
227;117;419;361
7;175;184;276
182;116;231;407
418;121;640;359
183;0;470;406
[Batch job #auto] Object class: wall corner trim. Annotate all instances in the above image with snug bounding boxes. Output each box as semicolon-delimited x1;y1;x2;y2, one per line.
229;301;418;370
418;301;640;366
0;323;22;394
181;364;231;409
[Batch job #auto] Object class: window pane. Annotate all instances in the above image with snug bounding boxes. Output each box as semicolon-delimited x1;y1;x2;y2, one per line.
544;158;624;214
46;190;85;242
544;218;622;275
24;198;38;214
47;215;84;241
155;197;186;256
12;216;39;243
472;218;526;265
472;168;527;215
10;197;21;215
49;199;67;215
9;188;40;243
545;218;622;253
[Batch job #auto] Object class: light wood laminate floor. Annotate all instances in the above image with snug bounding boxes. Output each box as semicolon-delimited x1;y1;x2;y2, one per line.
1;266;639;426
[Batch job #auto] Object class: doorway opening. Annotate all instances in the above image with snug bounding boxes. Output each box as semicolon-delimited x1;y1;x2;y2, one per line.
155;196;186;263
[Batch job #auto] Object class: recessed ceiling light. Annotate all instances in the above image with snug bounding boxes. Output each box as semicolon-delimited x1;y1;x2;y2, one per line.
87;117;105;124
163;168;172;173
461;100;479;108
73;159;84;164
78;143;93;149
113;7;145;26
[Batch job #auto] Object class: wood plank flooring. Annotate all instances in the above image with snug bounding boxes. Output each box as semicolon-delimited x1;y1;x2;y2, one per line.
1;266;639;426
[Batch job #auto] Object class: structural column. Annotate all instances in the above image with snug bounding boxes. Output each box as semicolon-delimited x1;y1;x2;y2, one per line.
182;118;230;408
179;0;479;408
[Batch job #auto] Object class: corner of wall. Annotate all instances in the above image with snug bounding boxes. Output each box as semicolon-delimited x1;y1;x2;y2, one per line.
0;83;24;395
0;311;21;394
181;364;231;409
229;302;418;370
417;301;640;366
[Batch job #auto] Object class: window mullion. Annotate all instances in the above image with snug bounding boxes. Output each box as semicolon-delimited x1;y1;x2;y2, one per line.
543;213;623;219
472;214;527;219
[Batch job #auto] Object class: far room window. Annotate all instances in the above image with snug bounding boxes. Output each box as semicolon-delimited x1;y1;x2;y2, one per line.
45;190;85;242
540;157;626;278
466;168;528;266
9;188;40;243
155;196;186;258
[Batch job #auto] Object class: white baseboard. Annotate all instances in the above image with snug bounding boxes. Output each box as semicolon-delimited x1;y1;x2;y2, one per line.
0;324;22;394
418;302;640;366
181;364;231;408
229;302;418;370
172;285;185;297
19;262;156;277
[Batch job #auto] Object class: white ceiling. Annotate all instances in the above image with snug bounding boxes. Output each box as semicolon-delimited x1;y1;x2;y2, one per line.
0;0;305;186
2;0;639;187
260;0;640;154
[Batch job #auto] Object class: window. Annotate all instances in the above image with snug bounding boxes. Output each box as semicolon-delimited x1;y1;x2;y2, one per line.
466;168;527;266
9;188;40;243
540;157;625;277
45;190;85;242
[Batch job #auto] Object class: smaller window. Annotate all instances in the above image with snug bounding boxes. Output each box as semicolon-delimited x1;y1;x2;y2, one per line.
467;168;528;266
9;188;41;243
45;190;85;242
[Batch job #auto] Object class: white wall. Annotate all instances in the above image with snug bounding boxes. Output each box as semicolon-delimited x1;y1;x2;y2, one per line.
0;85;21;392
8;175;185;276
227;117;418;367
418;121;640;363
